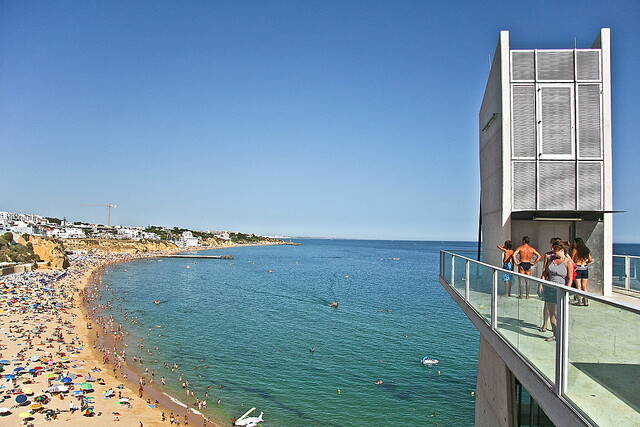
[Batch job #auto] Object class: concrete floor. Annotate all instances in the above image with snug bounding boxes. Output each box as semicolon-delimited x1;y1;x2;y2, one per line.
463;284;640;426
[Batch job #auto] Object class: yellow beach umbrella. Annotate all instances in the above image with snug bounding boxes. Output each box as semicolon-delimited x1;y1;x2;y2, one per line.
30;403;43;410
22;388;34;395
19;411;32;418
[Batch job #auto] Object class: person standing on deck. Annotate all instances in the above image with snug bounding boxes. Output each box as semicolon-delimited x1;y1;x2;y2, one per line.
513;236;541;298
497;241;514;296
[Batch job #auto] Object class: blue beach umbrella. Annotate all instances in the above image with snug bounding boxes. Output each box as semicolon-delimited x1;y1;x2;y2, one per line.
0;360;9;365
15;394;27;404
13;367;25;372
3;374;15;379
61;377;72;383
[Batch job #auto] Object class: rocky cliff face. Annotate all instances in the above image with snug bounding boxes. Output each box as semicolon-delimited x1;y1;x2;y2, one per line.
63;238;178;254
18;235;69;269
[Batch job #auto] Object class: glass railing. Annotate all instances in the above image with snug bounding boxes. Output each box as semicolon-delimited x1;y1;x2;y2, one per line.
440;251;640;426
613;255;640;292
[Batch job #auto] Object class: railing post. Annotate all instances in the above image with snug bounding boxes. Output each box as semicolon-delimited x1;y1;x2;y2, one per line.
491;269;498;329
555;287;569;396
465;260;470;301
625;256;631;290
451;256;455;288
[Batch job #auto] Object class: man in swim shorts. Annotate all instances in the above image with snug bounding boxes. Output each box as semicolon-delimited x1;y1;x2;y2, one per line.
513;236;541;298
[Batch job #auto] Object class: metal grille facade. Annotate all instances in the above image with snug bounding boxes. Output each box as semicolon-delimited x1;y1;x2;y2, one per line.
512;162;536;210
576;50;601;81
511;51;535;81
577;84;603;158
539;161;575;210
536;51;574;81
511;85;536;158
509;48;603;211
539;86;573;157
578;162;603;210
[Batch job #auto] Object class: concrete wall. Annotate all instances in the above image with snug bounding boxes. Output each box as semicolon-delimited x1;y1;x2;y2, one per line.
475;335;515;427
593;29;613;295
0;263;35;275
480;31;511;267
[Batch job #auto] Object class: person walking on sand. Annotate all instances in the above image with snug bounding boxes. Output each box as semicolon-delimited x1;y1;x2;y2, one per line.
497;240;514;296
513;236;541;298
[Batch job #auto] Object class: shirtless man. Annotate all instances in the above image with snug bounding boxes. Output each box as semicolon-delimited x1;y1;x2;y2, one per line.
513;236;541;298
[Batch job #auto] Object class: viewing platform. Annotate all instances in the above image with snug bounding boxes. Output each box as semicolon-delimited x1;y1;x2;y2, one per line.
440;251;640;426
163;254;234;260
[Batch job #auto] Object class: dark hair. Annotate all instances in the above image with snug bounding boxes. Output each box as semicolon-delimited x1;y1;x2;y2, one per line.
574;237;591;260
551;242;564;252
522;236;530;244
504;240;512;250
550;236;561;244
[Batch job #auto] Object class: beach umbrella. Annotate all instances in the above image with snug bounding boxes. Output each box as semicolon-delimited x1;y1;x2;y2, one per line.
85;376;96;382
61;377;72;383
28;369;38;374
57;385;68;392
30;355;40;362
18;411;32;418
73;390;84;395
13;367;25;372
22;387;34;395
30;403;43;410
47;373;57;379
80;382;93;390
0;408;11;415
118;398;130;403
15;394;28;404
35;395;48;402
4;374;15;379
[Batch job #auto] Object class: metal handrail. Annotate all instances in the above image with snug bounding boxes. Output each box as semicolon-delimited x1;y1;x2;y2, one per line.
440;249;640;412
612;254;639;291
441;250;640;314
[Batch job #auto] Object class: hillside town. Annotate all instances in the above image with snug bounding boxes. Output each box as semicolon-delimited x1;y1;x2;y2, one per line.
0;210;263;248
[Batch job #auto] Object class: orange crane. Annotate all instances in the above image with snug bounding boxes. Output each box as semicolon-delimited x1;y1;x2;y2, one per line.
82;203;117;227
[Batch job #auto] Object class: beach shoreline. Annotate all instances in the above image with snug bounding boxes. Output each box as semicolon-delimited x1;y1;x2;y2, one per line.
1;242;285;426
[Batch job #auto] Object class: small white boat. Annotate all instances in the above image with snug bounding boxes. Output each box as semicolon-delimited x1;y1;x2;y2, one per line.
234;408;264;426
421;357;439;366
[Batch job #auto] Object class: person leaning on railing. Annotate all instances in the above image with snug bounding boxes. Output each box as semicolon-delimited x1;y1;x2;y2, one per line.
538;241;575;342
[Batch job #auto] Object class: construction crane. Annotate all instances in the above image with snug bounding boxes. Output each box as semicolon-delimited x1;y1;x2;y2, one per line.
82;203;117;227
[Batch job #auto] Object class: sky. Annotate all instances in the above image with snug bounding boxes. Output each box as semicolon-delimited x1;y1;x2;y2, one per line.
1;1;639;242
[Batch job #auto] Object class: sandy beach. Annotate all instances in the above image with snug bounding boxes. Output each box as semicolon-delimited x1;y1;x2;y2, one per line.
0;248;231;426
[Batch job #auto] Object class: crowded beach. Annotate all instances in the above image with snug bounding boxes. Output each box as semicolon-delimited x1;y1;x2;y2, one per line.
0;251;224;426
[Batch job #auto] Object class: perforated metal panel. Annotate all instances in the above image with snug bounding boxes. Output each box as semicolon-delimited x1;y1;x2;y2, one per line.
512;85;536;158
578;162;602;210
511;51;535;81
512;162;536;210
577;84;602;158
536;51;574;81
539;86;573;157
576;50;601;81
538;161;575;210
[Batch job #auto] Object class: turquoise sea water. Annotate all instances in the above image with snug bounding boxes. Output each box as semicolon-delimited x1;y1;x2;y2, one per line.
96;240;479;426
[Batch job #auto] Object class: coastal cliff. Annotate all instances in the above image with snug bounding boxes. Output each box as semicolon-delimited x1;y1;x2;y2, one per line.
63;238;179;254
17;235;69;269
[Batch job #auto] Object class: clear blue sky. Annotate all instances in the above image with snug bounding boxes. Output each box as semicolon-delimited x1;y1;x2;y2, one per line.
1;1;638;241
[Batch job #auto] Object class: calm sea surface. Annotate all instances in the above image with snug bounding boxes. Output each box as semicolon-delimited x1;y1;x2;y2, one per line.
97;240;482;426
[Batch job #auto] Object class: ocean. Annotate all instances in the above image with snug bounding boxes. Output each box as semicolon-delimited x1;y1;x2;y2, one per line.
94;240;481;426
